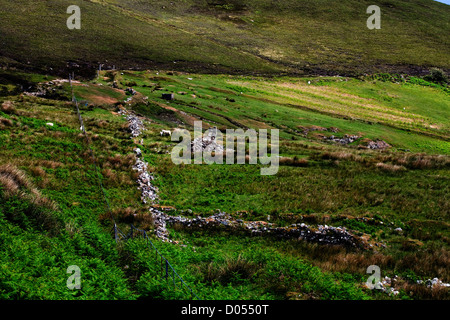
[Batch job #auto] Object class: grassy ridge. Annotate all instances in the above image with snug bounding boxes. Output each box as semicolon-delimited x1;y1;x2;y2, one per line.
0;0;449;75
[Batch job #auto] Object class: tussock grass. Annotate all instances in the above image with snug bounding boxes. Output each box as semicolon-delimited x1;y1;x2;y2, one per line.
279;156;308;167
0;117;13;128
375;162;407;173
386;153;450;169
199;254;262;285
101;207;154;230
320;151;360;161
0;164;34;196
105;153;136;170
1;101;17;115
101;167;136;187
0;164;61;234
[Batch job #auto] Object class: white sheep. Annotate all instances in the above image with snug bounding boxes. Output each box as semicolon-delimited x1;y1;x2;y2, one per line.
160;130;171;136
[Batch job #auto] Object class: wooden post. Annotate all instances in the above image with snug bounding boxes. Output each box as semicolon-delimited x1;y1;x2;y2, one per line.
165;260;169;280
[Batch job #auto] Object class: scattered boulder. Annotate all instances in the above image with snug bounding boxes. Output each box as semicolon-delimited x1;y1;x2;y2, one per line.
328;127;339;133
298;125;340;136
126;87;137;95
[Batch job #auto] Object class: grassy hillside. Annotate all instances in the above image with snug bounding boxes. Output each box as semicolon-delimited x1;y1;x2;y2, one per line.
0;69;448;300
0;0;448;303
0;0;449;76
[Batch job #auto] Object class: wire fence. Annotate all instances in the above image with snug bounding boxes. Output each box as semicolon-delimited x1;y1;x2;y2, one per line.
116;223;200;299
69;74;200;300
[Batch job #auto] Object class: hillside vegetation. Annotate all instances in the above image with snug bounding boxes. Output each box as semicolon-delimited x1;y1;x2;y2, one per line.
0;0;448;302
0;68;448;299
0;0;449;76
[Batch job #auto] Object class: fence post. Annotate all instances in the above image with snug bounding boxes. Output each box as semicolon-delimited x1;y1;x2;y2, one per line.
165;260;169;281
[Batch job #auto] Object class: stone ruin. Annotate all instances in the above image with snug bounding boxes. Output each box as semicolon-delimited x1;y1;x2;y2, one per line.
324;134;360;145
366;139;391;150
191;126;226;154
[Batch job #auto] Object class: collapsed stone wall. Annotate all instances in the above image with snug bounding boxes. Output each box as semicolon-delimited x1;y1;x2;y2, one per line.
119;107;172;242
166;211;371;249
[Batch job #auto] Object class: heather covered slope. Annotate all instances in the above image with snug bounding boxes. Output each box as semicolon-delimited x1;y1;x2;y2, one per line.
0;0;449;76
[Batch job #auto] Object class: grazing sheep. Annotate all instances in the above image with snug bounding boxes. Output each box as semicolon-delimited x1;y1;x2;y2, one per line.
160;130;171;136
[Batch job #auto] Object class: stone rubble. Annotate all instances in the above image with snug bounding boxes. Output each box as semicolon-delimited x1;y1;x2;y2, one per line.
297;125;339;136
126;87;137;95
417;278;450;288
374;276;450;296
149;206;171;242
375;276;400;296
